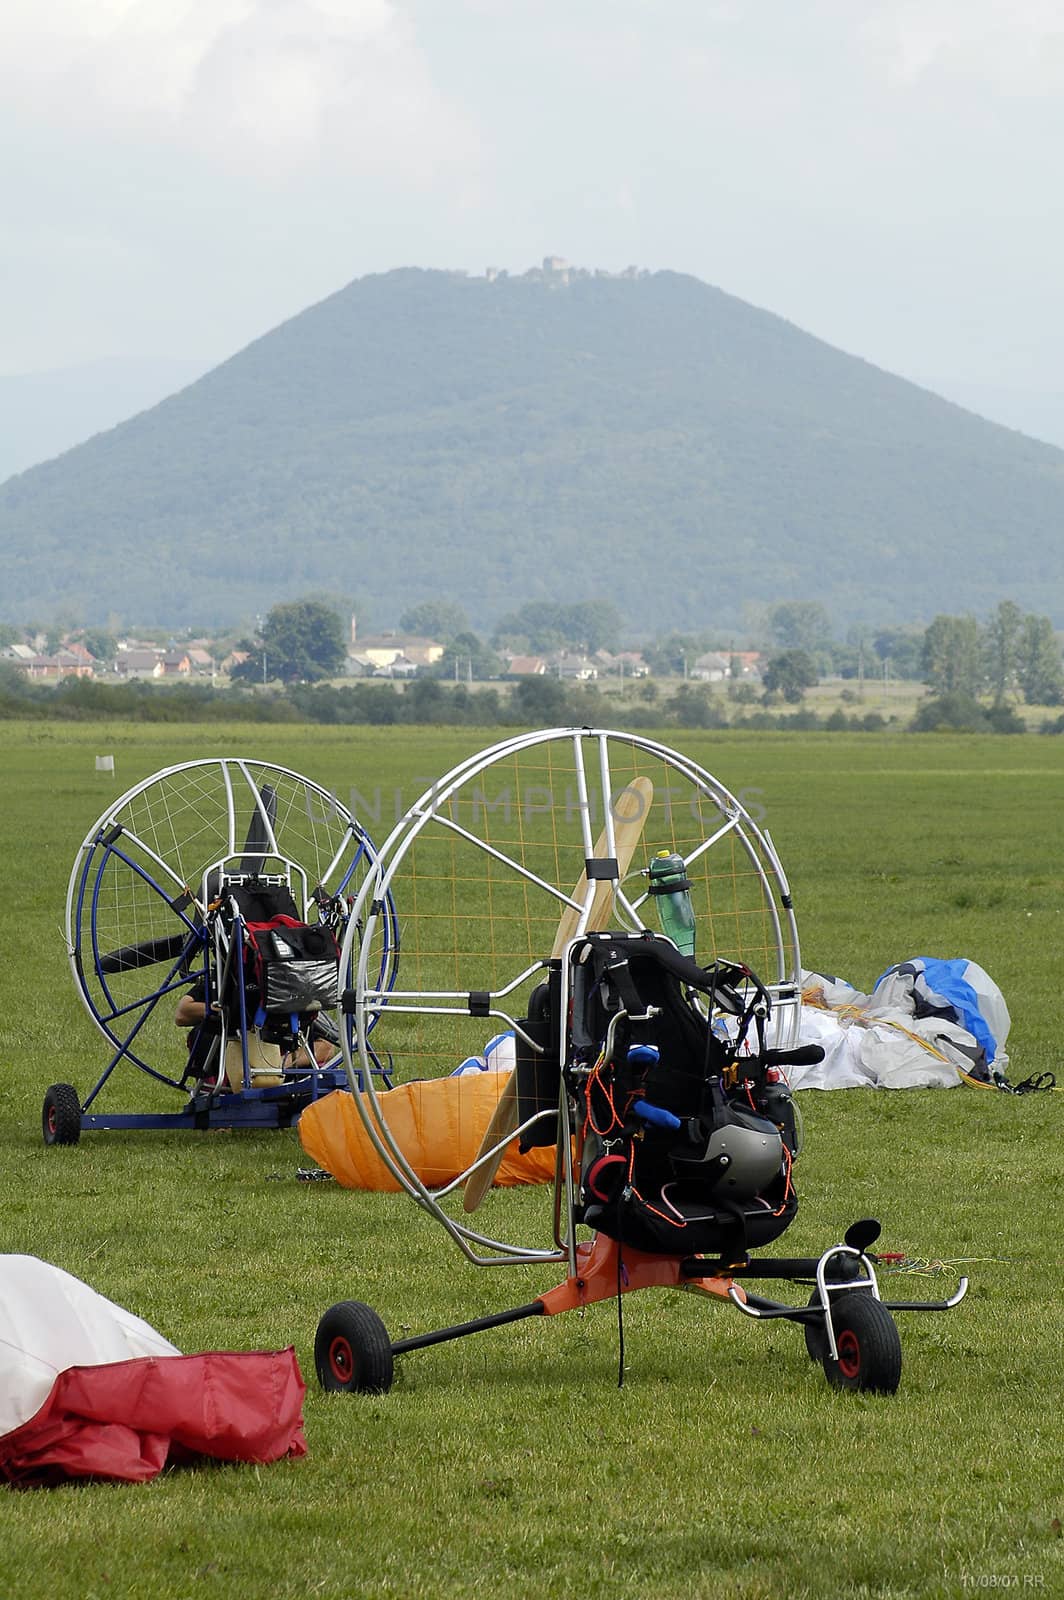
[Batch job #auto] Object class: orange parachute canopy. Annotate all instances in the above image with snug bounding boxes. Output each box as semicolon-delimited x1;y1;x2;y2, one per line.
299;1074;556;1192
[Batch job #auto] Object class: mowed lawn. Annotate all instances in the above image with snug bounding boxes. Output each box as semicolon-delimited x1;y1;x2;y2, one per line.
0;720;1061;1600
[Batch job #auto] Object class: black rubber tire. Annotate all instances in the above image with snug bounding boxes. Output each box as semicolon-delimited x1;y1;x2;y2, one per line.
820;1291;902;1394
803;1292;827;1363
315;1301;394;1394
803;1257;864;1361
42;1083;82;1146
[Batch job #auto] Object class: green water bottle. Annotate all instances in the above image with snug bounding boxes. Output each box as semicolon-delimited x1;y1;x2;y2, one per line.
647;851;696;957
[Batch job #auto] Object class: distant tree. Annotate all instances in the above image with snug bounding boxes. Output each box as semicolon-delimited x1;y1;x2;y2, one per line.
871;626;924;680
0;623;21;649
910;692;988;732
983;599;1023;704
767;601;833;655
492;602;563;654
1017;613;1064;706
399;600;469;640
0;660;30;697
642;632;708;676
511;674;570;722
984;701;1026;733
493;600;623;655
349;683;400;724
228;637;265;684
400;678;447;722
761;649;818;703
430;631;502;681
568;600;623;654
81;628;118;663
664;683;728;728
921;615;983;697
830;643;864;681
836;631;904;684
206;629;238;663
256;599;346;684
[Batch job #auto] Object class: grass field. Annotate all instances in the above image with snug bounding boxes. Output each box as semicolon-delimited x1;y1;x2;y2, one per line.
0;720;1061;1600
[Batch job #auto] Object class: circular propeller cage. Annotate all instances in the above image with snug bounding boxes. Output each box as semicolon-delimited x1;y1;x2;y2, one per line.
341;728;803;1264
67;757;398;1099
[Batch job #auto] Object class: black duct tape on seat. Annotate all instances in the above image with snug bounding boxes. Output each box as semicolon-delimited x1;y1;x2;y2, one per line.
516;969;561;1150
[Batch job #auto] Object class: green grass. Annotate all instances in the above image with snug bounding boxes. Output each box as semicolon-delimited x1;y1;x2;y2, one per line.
1;722;1062;1600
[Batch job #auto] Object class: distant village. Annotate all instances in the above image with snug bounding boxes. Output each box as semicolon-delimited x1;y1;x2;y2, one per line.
339;625;762;687
2;615;764;688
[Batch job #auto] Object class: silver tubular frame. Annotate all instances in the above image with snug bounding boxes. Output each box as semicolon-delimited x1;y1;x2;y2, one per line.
339;727;805;1268
727;1246;969;1350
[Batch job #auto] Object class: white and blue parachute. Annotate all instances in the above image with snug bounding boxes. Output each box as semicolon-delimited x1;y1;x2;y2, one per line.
450;1031;516;1078
872;958;1010;1077
791;957;1011;1091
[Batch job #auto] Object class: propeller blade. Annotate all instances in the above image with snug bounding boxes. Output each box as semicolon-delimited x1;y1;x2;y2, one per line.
240;783;277;874
98;933;195;974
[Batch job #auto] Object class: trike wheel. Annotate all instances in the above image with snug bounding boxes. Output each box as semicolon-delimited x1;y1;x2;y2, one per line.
803;1291;827;1362
43;1083;82;1146
315;1301;394;1394
820;1291;902;1394
803;1256;864;1361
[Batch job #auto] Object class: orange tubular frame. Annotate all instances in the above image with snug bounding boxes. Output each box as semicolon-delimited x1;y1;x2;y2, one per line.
537;1233;744;1316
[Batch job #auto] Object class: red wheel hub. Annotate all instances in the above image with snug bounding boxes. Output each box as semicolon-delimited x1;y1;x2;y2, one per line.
329;1337;354;1383
837;1328;861;1380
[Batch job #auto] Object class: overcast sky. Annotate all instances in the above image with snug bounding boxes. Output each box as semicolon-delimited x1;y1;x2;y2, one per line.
3;0;1063;413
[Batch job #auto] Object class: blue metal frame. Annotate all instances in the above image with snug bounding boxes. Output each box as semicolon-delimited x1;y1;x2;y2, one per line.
76;835;209;1079
79;1067;353;1134
68;802;400;1136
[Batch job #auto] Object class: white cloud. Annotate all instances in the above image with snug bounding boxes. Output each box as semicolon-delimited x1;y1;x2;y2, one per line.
1;0;479;181
860;0;1064;93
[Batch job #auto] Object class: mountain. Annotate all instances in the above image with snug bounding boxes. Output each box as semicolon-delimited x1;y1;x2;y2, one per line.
913;376;1064;454
0;357;215;484
1;266;1062;631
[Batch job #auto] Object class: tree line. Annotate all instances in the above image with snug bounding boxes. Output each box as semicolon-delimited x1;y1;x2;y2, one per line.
218;594;1063;704
4;656;1064;736
4;595;1062;738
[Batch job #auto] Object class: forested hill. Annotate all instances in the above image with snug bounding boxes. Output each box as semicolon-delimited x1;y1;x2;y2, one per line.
2;266;1063;630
